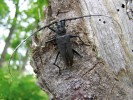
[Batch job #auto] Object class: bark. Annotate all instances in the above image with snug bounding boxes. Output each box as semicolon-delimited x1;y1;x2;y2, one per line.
31;0;133;99
0;1;19;67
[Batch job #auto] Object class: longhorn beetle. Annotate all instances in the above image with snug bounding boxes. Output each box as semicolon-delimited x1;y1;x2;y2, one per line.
45;20;88;74
8;14;122;77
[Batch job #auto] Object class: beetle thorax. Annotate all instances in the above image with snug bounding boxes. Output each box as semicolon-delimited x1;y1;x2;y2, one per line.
56;21;66;35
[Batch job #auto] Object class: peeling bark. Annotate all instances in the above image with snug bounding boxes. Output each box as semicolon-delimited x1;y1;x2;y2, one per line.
31;0;133;99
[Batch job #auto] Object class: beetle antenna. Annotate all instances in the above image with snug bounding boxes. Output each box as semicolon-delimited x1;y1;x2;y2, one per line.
8;14;122;78
8;20;57;78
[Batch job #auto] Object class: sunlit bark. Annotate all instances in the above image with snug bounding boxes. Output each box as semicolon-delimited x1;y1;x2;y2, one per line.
31;0;133;99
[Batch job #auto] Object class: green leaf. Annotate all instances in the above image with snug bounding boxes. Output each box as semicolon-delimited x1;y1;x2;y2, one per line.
0;69;48;100
0;0;9;19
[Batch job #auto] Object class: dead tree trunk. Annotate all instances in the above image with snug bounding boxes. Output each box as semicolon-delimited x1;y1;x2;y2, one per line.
31;0;133;99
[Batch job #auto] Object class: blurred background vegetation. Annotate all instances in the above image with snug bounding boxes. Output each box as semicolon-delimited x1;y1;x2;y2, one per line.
0;0;48;99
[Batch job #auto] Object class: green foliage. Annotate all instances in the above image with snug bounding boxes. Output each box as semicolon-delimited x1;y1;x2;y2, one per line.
0;68;48;100
24;0;48;23
0;0;9;21
0;0;49;99
1;0;48;68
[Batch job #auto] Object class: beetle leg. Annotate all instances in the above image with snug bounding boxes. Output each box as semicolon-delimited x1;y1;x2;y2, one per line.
53;52;60;64
73;49;83;58
70;35;89;46
76;36;90;46
53;52;61;75
48;26;56;32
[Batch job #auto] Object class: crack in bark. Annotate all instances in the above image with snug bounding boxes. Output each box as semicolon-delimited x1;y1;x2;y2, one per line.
82;61;104;77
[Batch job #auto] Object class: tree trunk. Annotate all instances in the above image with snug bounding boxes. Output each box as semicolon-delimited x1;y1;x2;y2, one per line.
31;0;133;99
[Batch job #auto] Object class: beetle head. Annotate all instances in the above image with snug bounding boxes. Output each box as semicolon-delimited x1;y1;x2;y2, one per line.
55;20;66;35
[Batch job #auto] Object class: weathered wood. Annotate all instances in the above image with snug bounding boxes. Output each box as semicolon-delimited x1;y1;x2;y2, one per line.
31;0;133;99
80;0;133;99
80;0;133;72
